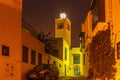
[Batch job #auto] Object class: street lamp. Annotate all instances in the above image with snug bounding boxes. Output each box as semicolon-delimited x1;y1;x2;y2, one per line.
60;12;66;19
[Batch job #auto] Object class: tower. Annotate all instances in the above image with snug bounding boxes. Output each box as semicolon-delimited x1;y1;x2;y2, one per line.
55;12;71;47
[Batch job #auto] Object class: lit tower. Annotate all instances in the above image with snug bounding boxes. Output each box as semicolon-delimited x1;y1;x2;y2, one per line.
55;12;71;47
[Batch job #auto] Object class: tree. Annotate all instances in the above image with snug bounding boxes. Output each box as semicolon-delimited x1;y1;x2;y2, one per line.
37;32;57;54
89;29;116;79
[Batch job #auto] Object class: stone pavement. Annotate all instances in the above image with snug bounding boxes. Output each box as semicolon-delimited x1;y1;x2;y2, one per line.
58;76;87;80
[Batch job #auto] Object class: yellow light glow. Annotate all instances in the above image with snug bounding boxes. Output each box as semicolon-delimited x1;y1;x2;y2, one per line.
60;12;66;19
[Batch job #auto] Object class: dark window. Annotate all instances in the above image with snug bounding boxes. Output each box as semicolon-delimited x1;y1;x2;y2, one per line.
53;61;56;65
65;48;67;60
117;42;120;59
73;54;80;64
67;24;70;31
57;23;64;29
65;64;66;75
38;53;42;64
22;46;28;63
98;0;105;22
31;50;36;65
2;45;9;56
48;59;50;64
79;32;85;48
91;0;105;31
59;64;61;68
53;49;58;56
91;0;99;30
83;54;85;65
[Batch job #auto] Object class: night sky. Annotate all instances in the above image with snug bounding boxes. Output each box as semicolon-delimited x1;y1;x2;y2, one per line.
22;0;91;47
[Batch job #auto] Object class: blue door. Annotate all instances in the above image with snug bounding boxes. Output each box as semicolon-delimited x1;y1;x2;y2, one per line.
74;66;80;75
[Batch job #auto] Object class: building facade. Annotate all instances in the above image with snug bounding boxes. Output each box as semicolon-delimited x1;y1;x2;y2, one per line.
69;47;84;76
0;0;50;80
54;12;86;77
82;0;120;79
0;0;86;79
21;28;49;80
0;0;22;80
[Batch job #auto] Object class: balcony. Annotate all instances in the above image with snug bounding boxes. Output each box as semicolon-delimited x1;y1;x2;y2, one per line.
92;22;106;36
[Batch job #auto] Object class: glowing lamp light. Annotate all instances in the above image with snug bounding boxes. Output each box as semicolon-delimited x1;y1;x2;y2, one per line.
60;12;66;19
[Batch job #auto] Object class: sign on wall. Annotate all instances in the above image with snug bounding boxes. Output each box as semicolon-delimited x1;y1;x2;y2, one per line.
5;63;16;77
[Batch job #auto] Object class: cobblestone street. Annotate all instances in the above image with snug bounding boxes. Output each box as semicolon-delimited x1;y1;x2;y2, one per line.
58;76;86;80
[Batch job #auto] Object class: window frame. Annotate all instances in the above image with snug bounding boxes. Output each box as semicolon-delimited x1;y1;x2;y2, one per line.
22;45;28;63
38;53;42;64
31;50;36;65
65;48;67;60
2;45;10;56
57;22;64;29
117;42;120;59
73;54;80;64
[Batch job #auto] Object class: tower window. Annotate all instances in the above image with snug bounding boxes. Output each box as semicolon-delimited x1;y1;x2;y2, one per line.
57;23;64;29
67;24;70;31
